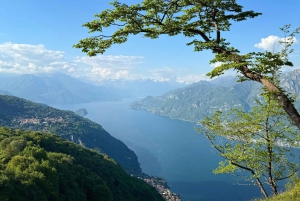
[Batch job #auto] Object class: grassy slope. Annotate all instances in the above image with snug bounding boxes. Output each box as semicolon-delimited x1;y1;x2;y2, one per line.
254;182;300;201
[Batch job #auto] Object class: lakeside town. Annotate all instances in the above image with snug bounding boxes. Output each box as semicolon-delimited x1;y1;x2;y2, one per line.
140;176;181;201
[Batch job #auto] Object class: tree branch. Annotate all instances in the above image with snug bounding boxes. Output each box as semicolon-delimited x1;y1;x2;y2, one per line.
276;169;300;181
184;28;211;42
230;161;269;198
210;46;300;129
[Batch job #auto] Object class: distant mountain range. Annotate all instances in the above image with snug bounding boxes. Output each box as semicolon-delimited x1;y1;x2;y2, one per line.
0;95;142;175
130;70;300;123
93;78;185;98
0;73;120;104
0;73;185;104
0;90;12;95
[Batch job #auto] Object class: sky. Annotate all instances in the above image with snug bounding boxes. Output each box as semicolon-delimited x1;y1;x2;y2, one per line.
0;0;299;84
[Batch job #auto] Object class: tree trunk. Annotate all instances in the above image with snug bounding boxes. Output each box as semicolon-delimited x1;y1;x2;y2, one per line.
238;65;300;130
255;177;269;198
265;125;278;196
212;47;300;130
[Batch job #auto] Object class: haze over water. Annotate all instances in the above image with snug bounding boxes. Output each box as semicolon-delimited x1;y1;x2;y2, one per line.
54;99;263;201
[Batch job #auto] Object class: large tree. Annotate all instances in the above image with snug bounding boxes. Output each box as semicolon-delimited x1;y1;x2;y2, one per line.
74;0;300;128
197;92;300;198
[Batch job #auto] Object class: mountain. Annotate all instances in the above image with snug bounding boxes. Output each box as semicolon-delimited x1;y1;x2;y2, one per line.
282;71;300;94
0;95;141;175
0;127;164;201
130;70;300;123
0;73;120;104
0;73;185;104
92;78;186;98
0;73;18;88
130;80;261;122
0;90;12;95
209;75;238;87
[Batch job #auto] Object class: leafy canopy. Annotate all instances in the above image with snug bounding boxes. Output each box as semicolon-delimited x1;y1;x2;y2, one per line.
74;1;299;79
198;93;300;198
74;0;260;55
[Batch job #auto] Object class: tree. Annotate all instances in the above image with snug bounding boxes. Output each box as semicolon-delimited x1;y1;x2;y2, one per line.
74;0;300;128
197;92;300;198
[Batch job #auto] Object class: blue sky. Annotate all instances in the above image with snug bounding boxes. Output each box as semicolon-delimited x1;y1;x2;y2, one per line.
0;0;299;83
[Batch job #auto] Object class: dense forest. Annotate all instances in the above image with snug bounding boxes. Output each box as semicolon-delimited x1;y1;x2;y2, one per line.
0;127;164;201
0;95;141;175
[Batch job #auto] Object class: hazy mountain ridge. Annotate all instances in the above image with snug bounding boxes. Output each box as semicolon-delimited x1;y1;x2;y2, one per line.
0;95;142;175
281;70;300;94
130;70;300;123
89;78;186;98
0;73;186;104
0;73;120;104
0;90;12;95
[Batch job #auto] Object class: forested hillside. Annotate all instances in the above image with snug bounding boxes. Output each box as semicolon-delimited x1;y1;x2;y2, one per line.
130;70;300;122
130;80;261;122
0;95;141;175
0;127;164;201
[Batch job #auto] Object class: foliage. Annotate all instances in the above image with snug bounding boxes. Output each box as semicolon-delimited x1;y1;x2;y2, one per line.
73;0;299;80
208;24;297;78
197;93;300;198
0;127;164;201
0;95;141;175
74;0;300;129
74;0;260;56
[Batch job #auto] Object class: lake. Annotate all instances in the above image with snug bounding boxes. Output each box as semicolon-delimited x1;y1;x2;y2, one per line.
53;99;264;201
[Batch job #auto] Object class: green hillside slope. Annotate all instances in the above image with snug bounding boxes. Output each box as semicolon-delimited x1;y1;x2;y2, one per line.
130;80;261;122
0;95;141;175
0;127;164;201
130;69;300;122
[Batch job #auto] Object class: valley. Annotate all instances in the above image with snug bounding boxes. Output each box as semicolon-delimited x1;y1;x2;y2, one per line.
54;99;263;201
1;1;300;200
1;70;300;200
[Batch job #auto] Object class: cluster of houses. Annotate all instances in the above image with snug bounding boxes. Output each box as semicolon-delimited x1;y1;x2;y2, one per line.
141;176;181;201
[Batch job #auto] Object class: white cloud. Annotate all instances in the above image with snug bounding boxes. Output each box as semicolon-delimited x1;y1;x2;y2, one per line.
254;35;298;52
176;74;209;84
147;67;210;84
148;67;178;81
254;35;281;51
74;55;143;69
0;42;211;84
73;55;144;81
0;42;144;80
0;42;67;74
210;62;223;68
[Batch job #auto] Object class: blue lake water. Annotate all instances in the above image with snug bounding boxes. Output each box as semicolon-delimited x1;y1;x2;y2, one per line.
53;99;265;201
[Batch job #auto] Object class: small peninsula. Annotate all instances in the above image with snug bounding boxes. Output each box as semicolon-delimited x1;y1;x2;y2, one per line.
75;108;88;116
